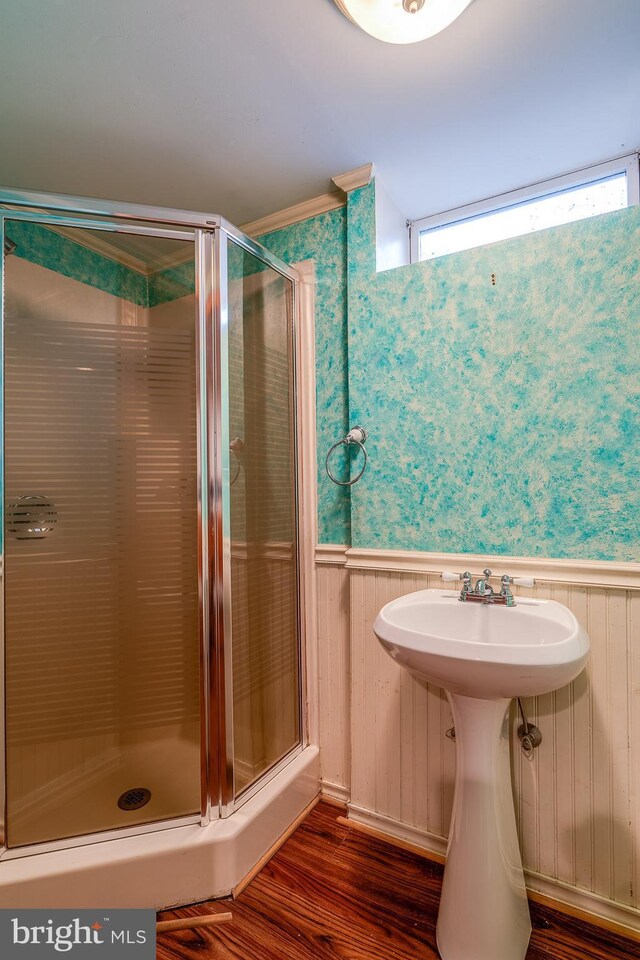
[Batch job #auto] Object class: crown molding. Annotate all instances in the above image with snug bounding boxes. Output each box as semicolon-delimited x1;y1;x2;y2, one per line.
46;225;197;277
146;244;195;273
240;191;345;238
49;193;346;270
16;178;357;274
331;162;375;194
45;225;150;275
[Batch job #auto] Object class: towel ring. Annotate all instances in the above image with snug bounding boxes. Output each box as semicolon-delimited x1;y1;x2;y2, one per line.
325;426;368;486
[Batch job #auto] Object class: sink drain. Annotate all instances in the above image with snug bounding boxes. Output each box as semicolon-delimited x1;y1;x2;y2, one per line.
117;787;151;811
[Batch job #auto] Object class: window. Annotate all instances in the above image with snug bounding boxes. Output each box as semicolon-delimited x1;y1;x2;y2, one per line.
410;154;640;263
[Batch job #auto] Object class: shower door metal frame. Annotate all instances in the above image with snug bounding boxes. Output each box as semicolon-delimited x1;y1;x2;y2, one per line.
213;230;304;818
0;188;305;859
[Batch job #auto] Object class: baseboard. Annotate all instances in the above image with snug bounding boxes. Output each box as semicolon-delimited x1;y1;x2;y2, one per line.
336;814;446;865
525;873;640;942
347;804;448;861
343;804;640;941
320;780;351;804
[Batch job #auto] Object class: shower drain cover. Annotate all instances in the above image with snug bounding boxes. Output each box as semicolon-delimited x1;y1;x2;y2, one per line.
117;787;151;811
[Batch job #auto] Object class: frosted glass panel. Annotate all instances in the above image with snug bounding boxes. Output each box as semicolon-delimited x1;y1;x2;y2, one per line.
227;241;300;795
3;224;201;846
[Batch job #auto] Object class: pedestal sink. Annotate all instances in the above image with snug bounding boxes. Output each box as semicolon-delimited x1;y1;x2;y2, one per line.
373;589;589;960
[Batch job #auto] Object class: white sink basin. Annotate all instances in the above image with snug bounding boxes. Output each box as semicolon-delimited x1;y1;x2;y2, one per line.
373;587;590;960
374;589;589;699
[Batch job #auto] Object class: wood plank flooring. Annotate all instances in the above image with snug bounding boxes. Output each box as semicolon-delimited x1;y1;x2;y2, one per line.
157;801;638;960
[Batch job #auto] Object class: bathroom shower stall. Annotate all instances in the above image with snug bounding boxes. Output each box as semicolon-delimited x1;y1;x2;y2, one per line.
0;189;317;907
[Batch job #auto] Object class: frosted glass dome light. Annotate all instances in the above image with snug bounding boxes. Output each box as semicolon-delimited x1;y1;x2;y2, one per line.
333;0;474;44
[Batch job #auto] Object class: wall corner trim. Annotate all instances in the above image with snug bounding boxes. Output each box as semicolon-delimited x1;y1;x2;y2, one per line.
340;546;640;590
332;163;376;195
241;192;345;238
295;260;320;753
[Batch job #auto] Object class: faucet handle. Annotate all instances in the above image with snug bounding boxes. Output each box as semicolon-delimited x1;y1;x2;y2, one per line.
501;574;535;588
441;571;472;584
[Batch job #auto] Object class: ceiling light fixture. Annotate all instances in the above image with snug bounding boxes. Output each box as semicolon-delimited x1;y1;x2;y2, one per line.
333;0;474;44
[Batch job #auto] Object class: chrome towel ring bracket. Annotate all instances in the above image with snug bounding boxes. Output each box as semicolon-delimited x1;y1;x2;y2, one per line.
229;436;244;485
325;426;368;486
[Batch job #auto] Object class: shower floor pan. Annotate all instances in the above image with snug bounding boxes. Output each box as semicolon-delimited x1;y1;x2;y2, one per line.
0;745;319;909
8;726;202;848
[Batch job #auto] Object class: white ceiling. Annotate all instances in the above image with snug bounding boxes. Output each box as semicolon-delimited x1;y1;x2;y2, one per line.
1;0;639;226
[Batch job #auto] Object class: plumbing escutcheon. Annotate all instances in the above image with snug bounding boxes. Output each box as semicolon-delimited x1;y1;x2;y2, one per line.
518;722;542;758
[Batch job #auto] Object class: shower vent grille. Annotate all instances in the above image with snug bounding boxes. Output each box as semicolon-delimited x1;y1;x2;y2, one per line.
6;495;57;539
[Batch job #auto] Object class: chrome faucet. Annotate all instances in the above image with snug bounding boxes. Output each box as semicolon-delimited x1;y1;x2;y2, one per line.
473;568;494;598
441;570;535;605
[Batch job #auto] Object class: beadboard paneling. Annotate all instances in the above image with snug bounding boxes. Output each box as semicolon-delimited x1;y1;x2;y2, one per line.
350;569;456;841
316;562;350;798
317;555;640;926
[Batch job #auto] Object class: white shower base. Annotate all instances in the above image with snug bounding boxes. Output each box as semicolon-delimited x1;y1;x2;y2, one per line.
8;725;203;848
0;745;319;909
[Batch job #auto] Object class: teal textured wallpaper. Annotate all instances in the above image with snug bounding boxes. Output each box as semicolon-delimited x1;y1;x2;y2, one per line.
347;182;640;561
7;214;349;543
6;220;149;305
11;216;350;545
258;208;350;546
8;220;195;307
10;189;637;560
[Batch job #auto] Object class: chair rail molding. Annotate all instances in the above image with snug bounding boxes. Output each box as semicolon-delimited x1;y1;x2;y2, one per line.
340;547;640;590
315;544;349;566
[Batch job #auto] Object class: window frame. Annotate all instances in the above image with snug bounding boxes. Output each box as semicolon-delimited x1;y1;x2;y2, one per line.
408;153;640;264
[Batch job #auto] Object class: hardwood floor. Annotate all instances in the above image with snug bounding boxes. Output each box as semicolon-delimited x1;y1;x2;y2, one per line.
157;801;638;960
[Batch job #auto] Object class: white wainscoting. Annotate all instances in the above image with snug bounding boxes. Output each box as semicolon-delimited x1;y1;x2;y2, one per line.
316;545;640;933
316;548;351;802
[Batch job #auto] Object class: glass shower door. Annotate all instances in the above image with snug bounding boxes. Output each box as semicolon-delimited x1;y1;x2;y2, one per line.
3;221;202;846
226;238;301;800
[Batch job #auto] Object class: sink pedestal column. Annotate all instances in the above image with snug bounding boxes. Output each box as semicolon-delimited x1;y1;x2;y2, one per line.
436;694;531;960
